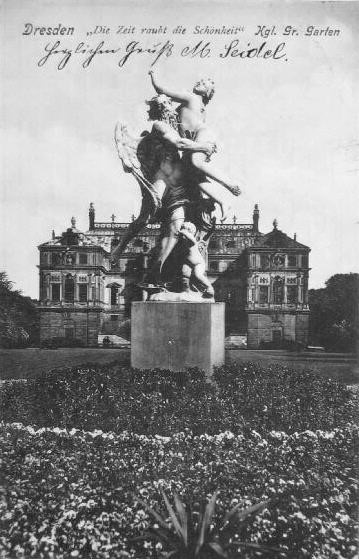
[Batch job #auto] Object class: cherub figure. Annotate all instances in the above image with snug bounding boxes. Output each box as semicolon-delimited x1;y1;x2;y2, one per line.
178;221;214;298
149;69;241;221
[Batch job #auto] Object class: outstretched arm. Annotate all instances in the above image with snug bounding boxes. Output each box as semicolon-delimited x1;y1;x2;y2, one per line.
191;152;241;197
152;121;216;158
149;70;191;104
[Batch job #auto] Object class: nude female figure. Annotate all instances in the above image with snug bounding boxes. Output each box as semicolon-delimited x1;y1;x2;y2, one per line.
149;69;241;221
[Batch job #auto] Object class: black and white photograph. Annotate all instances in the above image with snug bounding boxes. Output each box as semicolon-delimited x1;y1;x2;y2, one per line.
0;0;358;557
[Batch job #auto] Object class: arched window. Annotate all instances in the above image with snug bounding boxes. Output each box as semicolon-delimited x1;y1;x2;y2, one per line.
107;282;122;306
64;276;74;302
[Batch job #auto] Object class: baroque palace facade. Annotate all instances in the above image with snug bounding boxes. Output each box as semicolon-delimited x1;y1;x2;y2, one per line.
38;203;310;348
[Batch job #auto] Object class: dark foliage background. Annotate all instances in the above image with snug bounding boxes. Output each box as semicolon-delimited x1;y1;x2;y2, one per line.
309;273;358;352
0;272;39;348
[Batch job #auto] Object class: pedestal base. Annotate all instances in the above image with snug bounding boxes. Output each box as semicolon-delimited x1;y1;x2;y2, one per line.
131;302;225;374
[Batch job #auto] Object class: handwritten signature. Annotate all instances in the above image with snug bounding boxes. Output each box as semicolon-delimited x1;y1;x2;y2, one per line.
37;40;174;70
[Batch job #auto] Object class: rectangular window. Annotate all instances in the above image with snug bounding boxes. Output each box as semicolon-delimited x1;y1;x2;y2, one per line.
272;330;282;345
111;287;118;305
126;260;137;273
209;239;219;250
51;284;60;301
302;254;309;267
79;253;88;265
64;277;74;302
260;254;270;269
51;253;62;265
259;286;269;303
65;328;74;339
287;285;297;304
79;284;88;302
288;255;297;267
273;280;284;304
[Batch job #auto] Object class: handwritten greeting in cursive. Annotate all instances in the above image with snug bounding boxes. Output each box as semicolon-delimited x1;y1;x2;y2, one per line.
36;39;288;70
37;40;174;69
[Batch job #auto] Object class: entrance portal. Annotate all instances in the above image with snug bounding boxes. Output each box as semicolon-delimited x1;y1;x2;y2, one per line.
272;329;282;347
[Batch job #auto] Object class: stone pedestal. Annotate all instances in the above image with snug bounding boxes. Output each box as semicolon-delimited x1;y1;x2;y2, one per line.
131;302;225;374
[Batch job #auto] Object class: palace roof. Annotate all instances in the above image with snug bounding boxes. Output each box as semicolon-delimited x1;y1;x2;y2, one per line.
252;220;310;251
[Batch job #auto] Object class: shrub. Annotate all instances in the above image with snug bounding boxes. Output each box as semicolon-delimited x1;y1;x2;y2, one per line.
1;362;356;436
214;362;357;434
0;365;231;435
0;322;30;348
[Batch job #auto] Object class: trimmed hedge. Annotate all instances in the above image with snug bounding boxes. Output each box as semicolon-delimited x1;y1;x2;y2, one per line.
0;362;357;435
214;362;358;434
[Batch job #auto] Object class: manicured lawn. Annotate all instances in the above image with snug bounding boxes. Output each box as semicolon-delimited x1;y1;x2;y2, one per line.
0;348;130;380
1;348;357;384
230;350;359;385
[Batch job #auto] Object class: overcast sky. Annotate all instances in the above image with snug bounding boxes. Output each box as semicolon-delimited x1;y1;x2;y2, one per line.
1;0;358;298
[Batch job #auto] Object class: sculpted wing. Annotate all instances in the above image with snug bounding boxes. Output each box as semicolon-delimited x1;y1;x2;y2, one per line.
112;123;161;262
114;123;161;208
114;123;141;173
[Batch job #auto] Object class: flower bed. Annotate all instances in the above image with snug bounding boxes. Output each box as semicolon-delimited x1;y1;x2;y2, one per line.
1;363;357;558
0;363;357;435
0;422;357;558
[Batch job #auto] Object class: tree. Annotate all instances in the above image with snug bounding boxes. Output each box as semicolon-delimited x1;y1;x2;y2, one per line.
309;273;358;352
0;272;39;348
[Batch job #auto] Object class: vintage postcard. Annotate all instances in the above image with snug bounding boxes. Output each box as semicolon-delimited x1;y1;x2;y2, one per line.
0;1;358;558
